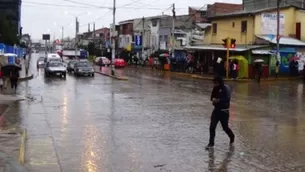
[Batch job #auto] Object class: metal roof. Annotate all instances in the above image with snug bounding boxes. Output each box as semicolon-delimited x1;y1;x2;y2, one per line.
185;45;267;51
208;5;299;19
256;35;305;46
196;23;211;29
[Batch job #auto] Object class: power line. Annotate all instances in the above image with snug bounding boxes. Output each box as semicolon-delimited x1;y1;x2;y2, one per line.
22;0;172;10
22;1;94;9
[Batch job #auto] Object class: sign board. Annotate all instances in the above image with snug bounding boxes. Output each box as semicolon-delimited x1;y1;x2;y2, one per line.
42;34;50;40
105;40;111;48
134;35;142;46
261;13;285;35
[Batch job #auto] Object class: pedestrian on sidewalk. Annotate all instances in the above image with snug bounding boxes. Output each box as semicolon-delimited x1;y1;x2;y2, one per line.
275;61;280;77
0;65;3;91
9;68;20;92
303;64;305;83
206;76;235;149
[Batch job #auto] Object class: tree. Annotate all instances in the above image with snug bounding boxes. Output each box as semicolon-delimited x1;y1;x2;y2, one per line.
87;42;96;55
0;15;18;45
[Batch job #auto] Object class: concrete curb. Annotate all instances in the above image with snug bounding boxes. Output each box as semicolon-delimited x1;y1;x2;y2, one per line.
94;71;128;80
191;74;302;82
127;66;193;77
18;129;26;165
18;74;34;82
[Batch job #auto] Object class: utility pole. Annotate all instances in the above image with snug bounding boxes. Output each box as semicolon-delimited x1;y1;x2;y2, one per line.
141;16;145;61
75;17;79;58
276;0;281;63
61;26;64;42
171;3;175;59
111;0;116;75
226;37;231;79
93;22;96;46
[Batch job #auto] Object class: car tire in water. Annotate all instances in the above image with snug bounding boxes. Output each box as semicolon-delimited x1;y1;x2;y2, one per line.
92;73;94;77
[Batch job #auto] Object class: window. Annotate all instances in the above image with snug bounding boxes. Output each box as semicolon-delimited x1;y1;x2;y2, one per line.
151;20;157;26
241;21;247;33
232;22;235;28
200;11;206;18
164;35;168;41
212;23;217;34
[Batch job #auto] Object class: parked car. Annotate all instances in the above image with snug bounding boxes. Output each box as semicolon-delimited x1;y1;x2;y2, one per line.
44;61;66;78
37;57;45;68
74;61;94;77
95;57;111;66
67;60;78;73
113;58;126;68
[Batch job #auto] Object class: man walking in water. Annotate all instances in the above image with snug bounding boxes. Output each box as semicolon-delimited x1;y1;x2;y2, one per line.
206;76;235;149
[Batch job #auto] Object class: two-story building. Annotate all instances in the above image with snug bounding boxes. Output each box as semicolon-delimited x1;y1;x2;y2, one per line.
187;5;305;78
118;20;133;50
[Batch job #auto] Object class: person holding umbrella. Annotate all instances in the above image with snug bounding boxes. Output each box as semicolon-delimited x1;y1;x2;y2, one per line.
0;65;3;91
254;59;264;83
1;63;21;92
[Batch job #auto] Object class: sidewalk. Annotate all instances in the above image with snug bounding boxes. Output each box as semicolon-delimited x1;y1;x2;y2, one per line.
127;65;302;82
18;58;33;82
0;101;27;172
94;66;128;80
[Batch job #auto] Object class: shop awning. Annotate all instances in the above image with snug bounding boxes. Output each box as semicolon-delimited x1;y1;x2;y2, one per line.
256;35;305;46
185;45;267;52
195;23;211;29
252;50;273;54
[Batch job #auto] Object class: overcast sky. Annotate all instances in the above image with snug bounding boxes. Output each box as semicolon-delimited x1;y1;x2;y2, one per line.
21;0;241;40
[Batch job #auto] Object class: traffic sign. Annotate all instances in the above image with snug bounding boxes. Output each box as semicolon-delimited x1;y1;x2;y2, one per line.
134;35;142;46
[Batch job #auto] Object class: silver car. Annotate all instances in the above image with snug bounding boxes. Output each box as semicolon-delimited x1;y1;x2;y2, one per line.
36;57;45;68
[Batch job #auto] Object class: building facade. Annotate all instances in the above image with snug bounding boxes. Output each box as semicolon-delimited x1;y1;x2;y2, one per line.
243;0;305;11
0;0;22;35
118;20;133;49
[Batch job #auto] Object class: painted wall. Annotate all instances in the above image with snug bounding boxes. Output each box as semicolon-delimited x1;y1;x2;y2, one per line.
203;16;254;45
149;20;159;51
204;6;305;45
254;7;296;36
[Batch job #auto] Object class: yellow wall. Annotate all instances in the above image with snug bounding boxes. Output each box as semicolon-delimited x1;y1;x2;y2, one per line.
296;10;305;40
254;7;296;36
203;16;255;45
204;6;305;45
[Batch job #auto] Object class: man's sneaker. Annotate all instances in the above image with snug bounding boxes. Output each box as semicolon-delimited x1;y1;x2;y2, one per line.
230;135;235;144
205;144;214;150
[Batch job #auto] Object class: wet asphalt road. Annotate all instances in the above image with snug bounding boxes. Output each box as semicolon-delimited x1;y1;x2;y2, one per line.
14;54;305;172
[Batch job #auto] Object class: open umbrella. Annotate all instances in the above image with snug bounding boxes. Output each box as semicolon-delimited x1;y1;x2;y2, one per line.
159;53;169;57
254;59;264;63
2;63;21;71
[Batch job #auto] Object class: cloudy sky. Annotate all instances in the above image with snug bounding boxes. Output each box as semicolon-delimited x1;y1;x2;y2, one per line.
21;0;241;40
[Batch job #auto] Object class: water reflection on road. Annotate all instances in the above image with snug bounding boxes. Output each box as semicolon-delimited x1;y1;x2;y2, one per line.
15;54;305;171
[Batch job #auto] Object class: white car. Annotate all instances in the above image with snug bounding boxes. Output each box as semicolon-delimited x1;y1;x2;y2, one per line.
44;53;62;63
95;56;111;66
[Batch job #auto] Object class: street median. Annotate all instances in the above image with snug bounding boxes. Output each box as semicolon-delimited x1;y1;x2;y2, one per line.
94;71;128;80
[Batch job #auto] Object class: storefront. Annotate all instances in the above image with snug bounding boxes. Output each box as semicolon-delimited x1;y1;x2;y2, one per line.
185;45;266;77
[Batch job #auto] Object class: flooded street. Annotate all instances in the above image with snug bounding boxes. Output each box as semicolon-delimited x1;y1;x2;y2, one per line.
10;54;305;171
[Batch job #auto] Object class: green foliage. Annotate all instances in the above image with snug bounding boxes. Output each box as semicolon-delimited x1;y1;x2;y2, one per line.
87;42;96;55
19;41;27;48
0;15;18;45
